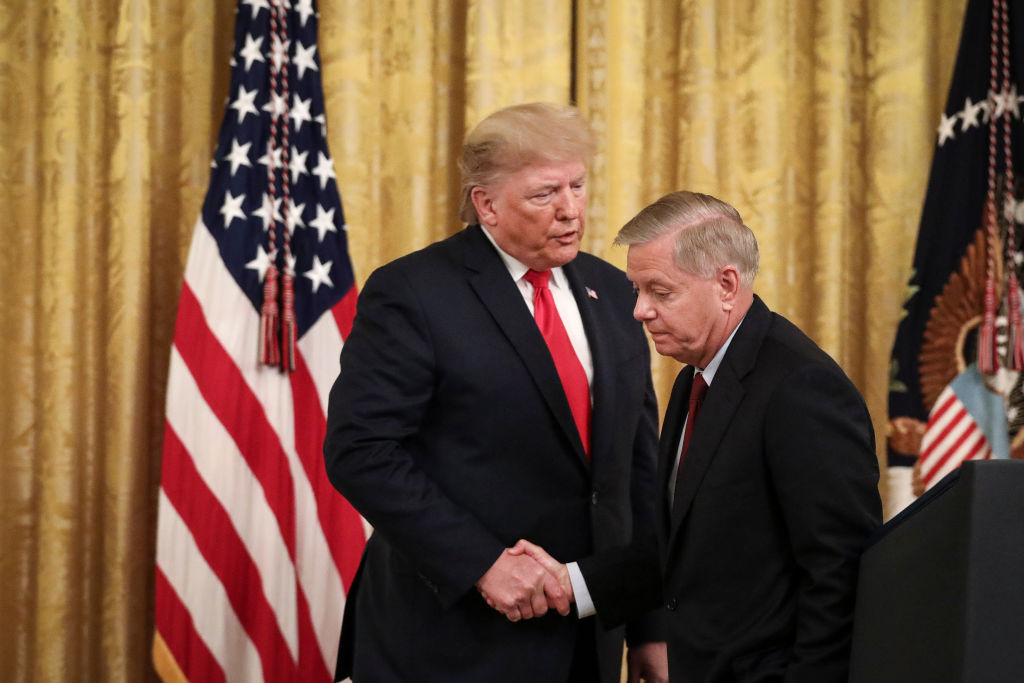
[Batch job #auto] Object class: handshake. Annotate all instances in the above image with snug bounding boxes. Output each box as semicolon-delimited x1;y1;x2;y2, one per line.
475;539;672;683
475;539;572;622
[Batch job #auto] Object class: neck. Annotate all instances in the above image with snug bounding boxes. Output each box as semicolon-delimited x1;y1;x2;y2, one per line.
698;290;753;367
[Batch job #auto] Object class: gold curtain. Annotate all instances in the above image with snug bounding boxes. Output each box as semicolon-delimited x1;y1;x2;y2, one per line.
319;0;572;273
577;0;968;447
0;0;966;680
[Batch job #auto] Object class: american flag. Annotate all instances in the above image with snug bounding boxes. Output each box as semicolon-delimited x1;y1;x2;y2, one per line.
153;1;366;680
917;367;1007;490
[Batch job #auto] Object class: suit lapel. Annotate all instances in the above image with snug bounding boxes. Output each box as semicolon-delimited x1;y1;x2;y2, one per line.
657;369;692;538
462;226;589;467
665;296;773;553
667;366;743;545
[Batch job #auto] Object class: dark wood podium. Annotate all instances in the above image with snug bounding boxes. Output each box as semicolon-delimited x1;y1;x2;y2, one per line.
849;460;1024;682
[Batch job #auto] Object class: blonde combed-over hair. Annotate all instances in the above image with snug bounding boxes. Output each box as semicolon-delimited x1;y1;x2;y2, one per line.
458;102;595;224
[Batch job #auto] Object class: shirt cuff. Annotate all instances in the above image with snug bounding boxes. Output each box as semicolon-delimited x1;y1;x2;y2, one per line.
567;561;596;618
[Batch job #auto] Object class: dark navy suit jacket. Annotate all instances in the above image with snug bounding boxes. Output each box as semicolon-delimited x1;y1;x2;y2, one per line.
324;225;660;682
658;296;880;682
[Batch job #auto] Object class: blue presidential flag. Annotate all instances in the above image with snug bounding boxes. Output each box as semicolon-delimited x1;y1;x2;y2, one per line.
887;0;1024;513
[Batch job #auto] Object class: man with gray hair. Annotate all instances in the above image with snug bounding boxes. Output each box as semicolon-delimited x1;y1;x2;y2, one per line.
617;190;880;681
324;103;666;682
522;189;881;681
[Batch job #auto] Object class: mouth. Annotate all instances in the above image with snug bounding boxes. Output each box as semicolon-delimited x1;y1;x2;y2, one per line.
552;230;579;245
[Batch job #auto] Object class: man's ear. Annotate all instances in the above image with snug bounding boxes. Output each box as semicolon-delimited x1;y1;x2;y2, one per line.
471;186;498;227
718;265;741;310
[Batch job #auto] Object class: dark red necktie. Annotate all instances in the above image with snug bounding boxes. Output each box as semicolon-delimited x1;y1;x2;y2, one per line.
677;372;707;474
524;269;591;456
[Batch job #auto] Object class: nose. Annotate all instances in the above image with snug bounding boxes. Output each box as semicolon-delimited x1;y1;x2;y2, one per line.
554;187;582;221
633;293;654;322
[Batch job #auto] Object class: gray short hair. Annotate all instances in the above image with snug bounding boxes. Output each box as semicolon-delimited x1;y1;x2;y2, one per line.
458;102;595;224
615;191;759;287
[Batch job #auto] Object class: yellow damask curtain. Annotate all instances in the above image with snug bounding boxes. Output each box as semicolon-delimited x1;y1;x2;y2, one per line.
322;0;572;268
0;0;965;680
576;0;967;444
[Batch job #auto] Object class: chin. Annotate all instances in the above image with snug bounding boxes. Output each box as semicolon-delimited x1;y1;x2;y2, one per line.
547;247;581;268
652;342;678;360
656;345;693;365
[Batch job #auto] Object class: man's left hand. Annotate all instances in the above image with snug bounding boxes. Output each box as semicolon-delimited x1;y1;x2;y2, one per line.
627;641;669;683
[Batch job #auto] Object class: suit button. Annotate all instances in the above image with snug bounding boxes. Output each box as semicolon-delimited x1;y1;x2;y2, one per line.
591;491;599;506
418;573;439;594
666;598;678;611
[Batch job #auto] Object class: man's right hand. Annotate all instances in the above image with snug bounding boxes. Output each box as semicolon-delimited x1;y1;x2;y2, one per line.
476;548;571;621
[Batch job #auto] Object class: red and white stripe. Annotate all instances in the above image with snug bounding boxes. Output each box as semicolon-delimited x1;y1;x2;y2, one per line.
918;385;993;491
155;220;365;682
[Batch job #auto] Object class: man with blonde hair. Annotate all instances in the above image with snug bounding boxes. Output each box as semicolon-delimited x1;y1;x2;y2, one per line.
324;103;666;682
608;190;880;681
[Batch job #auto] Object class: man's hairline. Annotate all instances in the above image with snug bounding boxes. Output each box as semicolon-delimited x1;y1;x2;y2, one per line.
617;211;742;246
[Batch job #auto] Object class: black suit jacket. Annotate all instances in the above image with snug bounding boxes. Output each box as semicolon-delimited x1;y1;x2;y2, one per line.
323;225;659;683
591;296;880;682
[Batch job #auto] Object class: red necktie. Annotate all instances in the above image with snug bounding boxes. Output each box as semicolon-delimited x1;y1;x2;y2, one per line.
524;269;592;456
677;372;707;475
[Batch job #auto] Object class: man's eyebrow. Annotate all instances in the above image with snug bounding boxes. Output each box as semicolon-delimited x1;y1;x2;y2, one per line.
524;182;561;195
635;276;671;289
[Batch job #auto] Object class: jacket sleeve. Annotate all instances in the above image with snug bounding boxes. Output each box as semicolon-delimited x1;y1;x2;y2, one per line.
577;330;665;636
323;264;505;607
765;362;881;681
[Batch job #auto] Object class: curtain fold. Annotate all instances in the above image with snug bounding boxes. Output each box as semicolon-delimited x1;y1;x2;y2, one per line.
0;1;968;680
